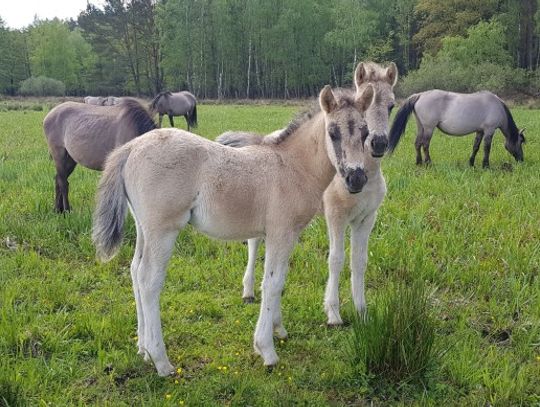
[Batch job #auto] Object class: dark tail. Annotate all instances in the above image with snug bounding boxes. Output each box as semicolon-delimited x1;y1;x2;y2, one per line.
188;103;198;129
388;94;421;153
92;144;132;261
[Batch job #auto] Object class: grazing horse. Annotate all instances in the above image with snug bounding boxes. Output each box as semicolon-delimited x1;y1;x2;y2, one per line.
43;98;156;212
388;90;525;167
92;69;375;376
149;91;198;130
84;96;105;105
103;96;121;106
217;62;397;325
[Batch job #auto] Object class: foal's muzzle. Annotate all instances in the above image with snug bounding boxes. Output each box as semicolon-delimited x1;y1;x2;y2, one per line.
345;168;368;194
371;134;388;158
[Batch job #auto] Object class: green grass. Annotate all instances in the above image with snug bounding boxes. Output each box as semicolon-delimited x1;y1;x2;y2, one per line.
1;104;539;405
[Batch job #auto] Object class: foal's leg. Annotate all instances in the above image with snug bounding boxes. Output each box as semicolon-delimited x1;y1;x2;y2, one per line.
469;131;484;167
168;114;174;128
323;211;348;326
254;232;297;366
158;113;163;128
350;212;377;314
137;226;181;376
128;205;147;360
242;238;262;303
53;152;77;213
482;132;494;168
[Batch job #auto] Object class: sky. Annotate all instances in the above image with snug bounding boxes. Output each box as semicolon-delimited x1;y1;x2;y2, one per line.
0;0;105;29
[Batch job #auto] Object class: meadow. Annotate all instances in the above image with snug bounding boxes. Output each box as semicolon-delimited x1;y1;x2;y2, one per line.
0;102;539;406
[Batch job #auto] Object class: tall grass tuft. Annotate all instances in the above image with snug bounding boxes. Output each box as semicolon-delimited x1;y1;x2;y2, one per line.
348;280;437;386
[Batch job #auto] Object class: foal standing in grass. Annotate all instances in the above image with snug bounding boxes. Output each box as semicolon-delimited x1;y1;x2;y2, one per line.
218;62;398;325
92;69;374;376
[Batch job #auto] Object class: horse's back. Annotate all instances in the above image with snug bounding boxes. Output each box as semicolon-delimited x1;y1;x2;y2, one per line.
416;90;505;135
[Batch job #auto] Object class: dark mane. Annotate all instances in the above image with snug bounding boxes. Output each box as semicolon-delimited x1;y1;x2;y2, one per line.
267;87;357;145
499;100;519;143
149;91;172;111
120;98;157;135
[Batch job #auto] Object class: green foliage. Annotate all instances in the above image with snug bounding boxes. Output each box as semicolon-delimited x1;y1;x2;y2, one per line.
400;20;529;95
19;76;65;96
349;280;437;386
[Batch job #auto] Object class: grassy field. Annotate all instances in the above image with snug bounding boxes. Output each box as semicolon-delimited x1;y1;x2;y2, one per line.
1;102;539;406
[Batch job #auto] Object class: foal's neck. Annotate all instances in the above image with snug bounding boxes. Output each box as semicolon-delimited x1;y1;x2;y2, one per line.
279;112;336;191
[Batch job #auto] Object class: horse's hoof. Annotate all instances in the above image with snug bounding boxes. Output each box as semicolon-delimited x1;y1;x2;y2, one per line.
327;321;344;328
274;327;288;340
243;296;255;304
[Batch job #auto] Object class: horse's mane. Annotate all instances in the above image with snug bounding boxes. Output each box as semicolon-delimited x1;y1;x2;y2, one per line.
499;99;519;143
149;91;172;111
265;88;357;145
361;61;390;82
119;98;157;135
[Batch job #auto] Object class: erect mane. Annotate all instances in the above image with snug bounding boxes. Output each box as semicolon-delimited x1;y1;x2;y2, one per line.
264;88;357;145
119;98;157;135
149;91;172;111
360;61;390;82
499;99;519;143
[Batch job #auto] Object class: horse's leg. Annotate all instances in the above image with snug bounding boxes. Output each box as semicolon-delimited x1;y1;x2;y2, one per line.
128;204;147;360
469;131;484;167
184;115;190;132
323;209;348;326
414;133;423;165
158;113;163;128
350;212;377;314
243;237;262;303
137;225;182;376
254;232;297;366
54;152;77;213
423;129;434;165
482;132;494;168
168;114;174;128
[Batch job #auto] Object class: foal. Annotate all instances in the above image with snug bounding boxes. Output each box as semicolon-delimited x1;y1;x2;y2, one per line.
92;72;374;375
217;62;398;325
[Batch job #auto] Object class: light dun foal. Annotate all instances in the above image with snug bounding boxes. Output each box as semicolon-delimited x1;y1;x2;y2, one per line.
92;64;374;376
218;62;397;325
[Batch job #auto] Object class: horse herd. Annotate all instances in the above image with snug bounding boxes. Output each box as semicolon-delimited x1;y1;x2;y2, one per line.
41;61;525;376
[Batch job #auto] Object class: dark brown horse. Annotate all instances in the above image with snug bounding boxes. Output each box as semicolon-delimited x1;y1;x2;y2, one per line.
43;98;156;212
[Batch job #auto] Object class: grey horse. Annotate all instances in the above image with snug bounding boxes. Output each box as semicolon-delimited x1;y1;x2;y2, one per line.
84;96;105;105
43;98;156;212
149;91;198;130
103;96;122;106
388;90;525;167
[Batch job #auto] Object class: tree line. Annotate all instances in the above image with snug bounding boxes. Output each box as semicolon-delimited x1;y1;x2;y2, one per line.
1;0;539;98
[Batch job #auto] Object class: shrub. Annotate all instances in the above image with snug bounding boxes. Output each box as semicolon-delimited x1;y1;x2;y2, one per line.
348;280;437;386
19;76;65;96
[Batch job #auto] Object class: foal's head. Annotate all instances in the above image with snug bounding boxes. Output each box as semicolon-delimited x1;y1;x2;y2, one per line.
354;62;398;158
320;84;374;193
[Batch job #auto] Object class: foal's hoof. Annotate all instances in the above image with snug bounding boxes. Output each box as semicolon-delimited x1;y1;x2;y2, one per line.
327;321;344;328
243;296;255;304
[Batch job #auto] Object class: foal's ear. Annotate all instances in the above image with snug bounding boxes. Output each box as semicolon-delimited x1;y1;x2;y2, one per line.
386;62;399;86
320;85;337;114
355;84;375;112
354;62;369;89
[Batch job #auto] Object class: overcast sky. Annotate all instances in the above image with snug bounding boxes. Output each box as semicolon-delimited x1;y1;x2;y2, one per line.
1;0;105;29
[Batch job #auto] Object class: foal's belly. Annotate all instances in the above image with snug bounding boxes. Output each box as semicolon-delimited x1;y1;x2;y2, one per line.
188;192;265;241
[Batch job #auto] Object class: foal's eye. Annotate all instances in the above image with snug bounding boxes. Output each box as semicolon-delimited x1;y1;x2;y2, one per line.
359;126;369;144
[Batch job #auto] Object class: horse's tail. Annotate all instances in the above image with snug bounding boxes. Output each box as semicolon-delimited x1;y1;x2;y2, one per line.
215;131;264;148
388;93;421;153
92;144;132;262
188;103;198;129
149;91;171;113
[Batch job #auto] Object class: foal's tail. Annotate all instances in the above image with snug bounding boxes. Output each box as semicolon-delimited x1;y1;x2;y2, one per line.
215;131;264;148
388;93;421;153
92;144;132;262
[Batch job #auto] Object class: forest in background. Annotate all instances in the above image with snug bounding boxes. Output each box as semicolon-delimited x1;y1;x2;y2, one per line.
1;0;539;98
